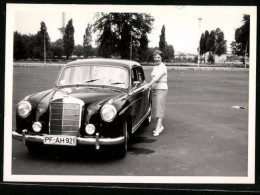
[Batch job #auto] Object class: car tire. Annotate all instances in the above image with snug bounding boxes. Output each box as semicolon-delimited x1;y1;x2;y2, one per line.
26;142;43;155
117;121;128;158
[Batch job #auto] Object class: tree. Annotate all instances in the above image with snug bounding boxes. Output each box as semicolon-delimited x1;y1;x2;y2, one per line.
159;25;166;53
83;23;93;57
231;14;250;62
199;32;209;63
13;31;27;60
199;28;227;63
34;21;51;60
93;13;154;59
199;33;206;55
97;23;116;58
13;29;48;60
24;34;38;59
230;41;241;56
50;39;64;59
164;44;175;62
138;33;149;61
146;47;158;62
207;53;215;64
158;25;174;62
215;28;227;56
204;30;209;52
63;19;75;59
206;30;216;54
73;44;84;57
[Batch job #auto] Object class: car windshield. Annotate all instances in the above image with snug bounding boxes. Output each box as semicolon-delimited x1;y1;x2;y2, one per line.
57;65;129;89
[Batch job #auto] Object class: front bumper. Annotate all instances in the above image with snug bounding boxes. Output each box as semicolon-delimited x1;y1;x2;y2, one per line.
12;130;125;150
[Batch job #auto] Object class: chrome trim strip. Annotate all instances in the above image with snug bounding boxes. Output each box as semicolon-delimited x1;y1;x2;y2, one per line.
22;129;27;145
12;131;125;146
132;106;152;133
12;131;45;143
49;125;80;129
120;85;147;115
55;65;129;89
119;95;143;115
12;131;23;141
78;136;124;145
51;130;79;133
96;133;100;150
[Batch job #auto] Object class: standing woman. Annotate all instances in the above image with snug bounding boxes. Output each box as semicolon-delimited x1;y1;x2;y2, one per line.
145;50;168;136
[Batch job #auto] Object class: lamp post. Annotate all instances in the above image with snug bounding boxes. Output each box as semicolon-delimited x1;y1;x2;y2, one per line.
130;31;134;60
198;18;202;67
244;41;248;68
211;35;218;64
44;31;46;65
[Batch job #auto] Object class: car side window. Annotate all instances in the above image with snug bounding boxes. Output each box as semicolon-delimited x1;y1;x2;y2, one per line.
137;67;145;84
131;68;138;87
131;66;145;88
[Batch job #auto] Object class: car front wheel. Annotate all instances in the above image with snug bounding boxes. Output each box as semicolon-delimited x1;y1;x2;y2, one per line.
117;121;128;158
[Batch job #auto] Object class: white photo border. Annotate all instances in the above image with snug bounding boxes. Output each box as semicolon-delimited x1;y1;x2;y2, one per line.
4;3;257;184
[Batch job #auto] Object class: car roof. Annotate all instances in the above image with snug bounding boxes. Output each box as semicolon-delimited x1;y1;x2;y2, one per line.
66;58;141;69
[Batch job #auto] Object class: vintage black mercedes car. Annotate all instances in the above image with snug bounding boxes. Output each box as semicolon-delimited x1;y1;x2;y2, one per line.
12;59;152;157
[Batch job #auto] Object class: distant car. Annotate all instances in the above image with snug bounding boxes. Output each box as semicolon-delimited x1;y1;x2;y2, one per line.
12;59;152;157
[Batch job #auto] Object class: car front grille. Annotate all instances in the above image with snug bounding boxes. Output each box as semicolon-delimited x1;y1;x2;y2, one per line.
49;96;83;136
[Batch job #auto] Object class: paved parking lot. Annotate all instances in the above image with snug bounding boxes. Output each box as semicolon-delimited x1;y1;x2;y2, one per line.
11;66;249;177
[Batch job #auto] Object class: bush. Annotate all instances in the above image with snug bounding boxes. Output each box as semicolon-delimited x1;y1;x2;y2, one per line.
187;57;194;62
207;54;215;64
194;56;198;63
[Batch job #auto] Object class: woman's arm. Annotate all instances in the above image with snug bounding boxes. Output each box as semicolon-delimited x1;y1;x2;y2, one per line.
146;65;167;88
146;77;158;88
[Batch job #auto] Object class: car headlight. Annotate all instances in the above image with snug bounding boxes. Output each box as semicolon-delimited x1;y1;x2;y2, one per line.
100;104;117;122
85;124;95;135
17;101;32;118
32;122;42;132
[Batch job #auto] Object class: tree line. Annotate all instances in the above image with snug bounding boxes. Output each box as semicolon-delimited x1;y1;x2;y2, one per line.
14;13;249;64
14;20;93;61
198;28;227;63
230;14;250;63
198;14;250;64
14;13;175;62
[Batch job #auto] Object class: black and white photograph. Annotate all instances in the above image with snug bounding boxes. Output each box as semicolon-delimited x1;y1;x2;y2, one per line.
3;4;256;184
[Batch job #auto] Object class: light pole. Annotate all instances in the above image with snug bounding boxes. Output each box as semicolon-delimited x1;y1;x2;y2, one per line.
198;18;202;67
244;41;248;68
44;31;46;65
130;31;134;60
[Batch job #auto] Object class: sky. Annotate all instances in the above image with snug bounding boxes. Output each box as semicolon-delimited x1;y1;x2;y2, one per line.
12;4;256;54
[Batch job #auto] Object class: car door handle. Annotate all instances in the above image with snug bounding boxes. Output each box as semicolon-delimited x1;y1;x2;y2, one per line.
140;84;150;92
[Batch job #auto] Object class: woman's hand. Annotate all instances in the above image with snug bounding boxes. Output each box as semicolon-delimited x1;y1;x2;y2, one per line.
143;84;150;90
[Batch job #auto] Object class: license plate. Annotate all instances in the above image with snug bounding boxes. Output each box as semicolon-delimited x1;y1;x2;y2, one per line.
44;135;77;146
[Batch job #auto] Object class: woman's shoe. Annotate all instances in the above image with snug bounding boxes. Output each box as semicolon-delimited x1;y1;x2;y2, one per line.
153;131;160;136
153;126;164;134
160;126;164;133
153;126;164;136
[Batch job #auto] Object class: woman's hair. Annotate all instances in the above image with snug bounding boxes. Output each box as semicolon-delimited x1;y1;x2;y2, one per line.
153;50;164;59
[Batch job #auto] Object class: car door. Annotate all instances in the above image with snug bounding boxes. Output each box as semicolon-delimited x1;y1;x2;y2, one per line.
128;66;144;133
136;66;150;118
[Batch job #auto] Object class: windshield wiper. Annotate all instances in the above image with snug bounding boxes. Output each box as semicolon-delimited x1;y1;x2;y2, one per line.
73;79;99;87
84;79;99;83
111;82;125;85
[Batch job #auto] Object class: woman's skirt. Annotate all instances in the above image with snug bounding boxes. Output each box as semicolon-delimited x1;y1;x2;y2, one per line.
152;89;168;118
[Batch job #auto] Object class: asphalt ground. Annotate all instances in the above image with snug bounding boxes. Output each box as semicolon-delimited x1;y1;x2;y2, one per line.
10;67;249;176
